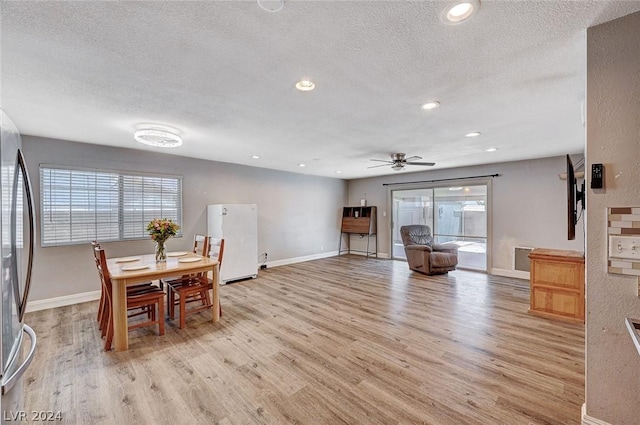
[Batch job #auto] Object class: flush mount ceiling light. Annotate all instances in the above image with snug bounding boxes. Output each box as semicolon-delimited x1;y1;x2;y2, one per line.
295;80;315;91
421;101;441;111
485;147;498;152
335;170;342;174
257;0;285;12
251;155;260;159
440;1;479;25
134;129;182;148
465;131;481;137
298;163;306;167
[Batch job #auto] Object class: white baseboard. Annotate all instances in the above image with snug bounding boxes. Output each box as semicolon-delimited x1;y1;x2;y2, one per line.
582;404;612;425
266;251;340;268
26;290;101;313
264;250;388;269
490;267;530;280
346;251;389;259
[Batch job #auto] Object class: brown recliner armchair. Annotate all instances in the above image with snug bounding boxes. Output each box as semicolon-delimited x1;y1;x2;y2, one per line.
400;225;458;275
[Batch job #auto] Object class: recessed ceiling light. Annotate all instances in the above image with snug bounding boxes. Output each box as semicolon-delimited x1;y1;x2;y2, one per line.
257;0;284;13
485;147;498;152
335;170;342;174
134;129;182;148
421;101;441;111
251;155;260;159
298;163;306;167
465;132;481;137
440;1;479;25
295;80;315;91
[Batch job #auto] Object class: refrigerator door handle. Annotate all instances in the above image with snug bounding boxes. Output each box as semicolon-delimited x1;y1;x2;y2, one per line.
1;324;36;396
13;149;35;322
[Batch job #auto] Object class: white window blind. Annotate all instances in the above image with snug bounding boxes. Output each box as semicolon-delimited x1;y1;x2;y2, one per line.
40;166;182;246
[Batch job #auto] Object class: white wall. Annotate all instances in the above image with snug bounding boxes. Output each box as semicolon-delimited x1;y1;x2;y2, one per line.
585;11;640;425
22;136;347;302
347;155;585;271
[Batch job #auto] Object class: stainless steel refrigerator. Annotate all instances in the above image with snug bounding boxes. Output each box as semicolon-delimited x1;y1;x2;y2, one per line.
0;110;36;423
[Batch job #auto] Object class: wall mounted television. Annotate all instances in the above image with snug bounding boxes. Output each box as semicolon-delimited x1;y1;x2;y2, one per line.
567;154;585;240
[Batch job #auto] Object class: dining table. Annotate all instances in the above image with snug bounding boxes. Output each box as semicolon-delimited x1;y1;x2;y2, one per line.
107;252;220;351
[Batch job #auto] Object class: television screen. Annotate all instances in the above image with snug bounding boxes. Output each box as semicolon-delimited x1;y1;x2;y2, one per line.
567;155;576;240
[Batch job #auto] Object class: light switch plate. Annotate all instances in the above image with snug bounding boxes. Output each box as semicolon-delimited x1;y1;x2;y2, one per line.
609;235;640;260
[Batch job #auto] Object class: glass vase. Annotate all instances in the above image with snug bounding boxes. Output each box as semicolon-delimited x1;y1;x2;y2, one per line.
155;239;167;262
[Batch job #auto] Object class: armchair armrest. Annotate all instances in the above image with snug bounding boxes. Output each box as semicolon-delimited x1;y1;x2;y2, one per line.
432;244;458;255
405;244;433;252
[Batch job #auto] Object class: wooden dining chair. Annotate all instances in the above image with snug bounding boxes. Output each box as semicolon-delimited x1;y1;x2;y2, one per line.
163;233;210;303
164;235;224;329
94;247;165;351
92;241;105;323
210;238;225;318
92;241;157;334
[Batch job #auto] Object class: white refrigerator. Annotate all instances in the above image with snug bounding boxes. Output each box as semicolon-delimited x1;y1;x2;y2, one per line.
1;110;37;423
207;204;258;283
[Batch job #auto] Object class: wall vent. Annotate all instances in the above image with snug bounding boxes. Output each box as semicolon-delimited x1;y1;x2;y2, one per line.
513;246;534;272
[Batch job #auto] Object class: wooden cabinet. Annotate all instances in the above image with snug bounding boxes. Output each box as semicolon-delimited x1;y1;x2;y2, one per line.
528;248;585;323
341;206;377;234
339;206;377;257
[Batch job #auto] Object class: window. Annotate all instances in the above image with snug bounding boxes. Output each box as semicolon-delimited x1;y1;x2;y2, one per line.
40;166;182;246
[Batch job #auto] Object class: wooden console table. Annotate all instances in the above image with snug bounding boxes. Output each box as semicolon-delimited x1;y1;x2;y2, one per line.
528;248;585;323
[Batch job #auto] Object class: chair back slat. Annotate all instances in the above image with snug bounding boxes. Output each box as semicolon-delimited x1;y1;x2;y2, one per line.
210;238;225;268
193;234;211;257
91;240;101;268
94;247;112;291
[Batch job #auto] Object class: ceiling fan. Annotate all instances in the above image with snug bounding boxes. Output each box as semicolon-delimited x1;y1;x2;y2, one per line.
368;153;435;171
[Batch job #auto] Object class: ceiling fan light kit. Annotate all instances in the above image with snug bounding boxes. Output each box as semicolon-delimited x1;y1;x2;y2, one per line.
368;152;436;171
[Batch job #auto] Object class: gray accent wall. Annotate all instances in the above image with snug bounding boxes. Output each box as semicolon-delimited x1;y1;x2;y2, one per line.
22;136;347;302
347;155;585;271
586;11;640;424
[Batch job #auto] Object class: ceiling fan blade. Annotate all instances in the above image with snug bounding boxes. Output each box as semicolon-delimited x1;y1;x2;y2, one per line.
406;161;436;166
370;159;393;163
367;163;392;169
404;155;422;162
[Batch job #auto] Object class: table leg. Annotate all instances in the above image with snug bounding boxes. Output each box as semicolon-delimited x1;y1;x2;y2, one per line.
212;264;220;323
112;278;129;351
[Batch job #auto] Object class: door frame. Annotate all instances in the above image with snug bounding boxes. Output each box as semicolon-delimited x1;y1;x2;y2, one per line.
388;178;493;272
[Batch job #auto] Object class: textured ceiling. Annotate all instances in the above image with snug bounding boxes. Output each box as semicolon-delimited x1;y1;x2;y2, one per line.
2;1;639;179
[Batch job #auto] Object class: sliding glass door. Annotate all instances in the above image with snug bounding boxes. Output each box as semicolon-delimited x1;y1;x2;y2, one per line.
391;189;433;259
433;185;487;271
392;184;488;271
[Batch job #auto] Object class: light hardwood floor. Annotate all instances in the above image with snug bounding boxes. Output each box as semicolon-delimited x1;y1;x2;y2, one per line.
23;256;584;425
